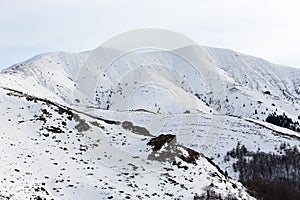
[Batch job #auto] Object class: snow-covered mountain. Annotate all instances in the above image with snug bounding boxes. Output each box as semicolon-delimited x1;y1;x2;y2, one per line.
1;45;300;199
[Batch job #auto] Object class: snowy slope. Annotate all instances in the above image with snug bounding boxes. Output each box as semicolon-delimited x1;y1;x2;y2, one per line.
0;87;253;199
1;45;300;199
204;46;300;121
0;51;88;106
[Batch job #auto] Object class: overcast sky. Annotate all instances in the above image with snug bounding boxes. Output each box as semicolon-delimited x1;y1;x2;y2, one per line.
1;0;300;69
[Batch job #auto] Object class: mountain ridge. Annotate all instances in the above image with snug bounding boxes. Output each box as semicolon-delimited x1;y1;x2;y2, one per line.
1;45;300;199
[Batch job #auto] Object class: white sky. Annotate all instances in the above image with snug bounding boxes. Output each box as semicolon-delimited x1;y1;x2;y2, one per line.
0;0;300;69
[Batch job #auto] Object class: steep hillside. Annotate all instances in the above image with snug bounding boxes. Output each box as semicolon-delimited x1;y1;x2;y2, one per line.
0;87;253;199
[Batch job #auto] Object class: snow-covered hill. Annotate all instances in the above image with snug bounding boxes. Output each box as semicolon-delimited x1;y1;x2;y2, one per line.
1;45;300;199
